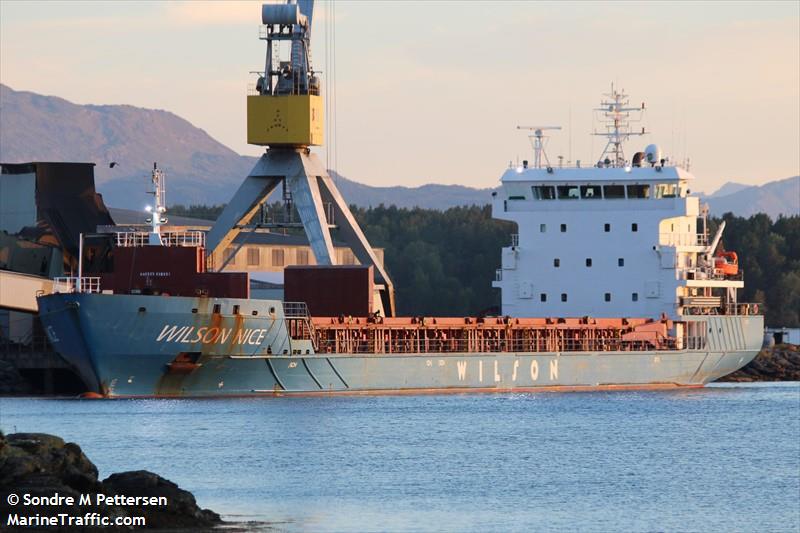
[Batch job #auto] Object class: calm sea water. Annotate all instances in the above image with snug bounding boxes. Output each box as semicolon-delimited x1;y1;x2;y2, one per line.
1;383;799;532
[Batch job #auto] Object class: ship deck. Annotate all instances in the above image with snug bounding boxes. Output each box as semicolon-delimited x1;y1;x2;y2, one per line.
308;315;699;355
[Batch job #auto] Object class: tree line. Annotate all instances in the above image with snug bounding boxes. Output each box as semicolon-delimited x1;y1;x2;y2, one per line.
170;203;799;326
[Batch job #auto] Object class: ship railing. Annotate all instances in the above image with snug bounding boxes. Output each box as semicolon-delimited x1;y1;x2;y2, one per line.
115;232;148;247
659;233;708;247
714;269;744;281
681;302;761;316
724;302;761;316
283;302;317;349
681;296;722;310
683;335;707;350
312;336;681;355
680;267;743;282
114;231;205;248
283;302;310;318
52;277;101;294
511;234;519;247
162;231;205;247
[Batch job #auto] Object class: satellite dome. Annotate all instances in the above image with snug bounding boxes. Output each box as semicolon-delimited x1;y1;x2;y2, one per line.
644;144;662;165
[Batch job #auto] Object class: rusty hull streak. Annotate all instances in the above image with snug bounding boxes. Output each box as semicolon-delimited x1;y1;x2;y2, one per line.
155;298;226;396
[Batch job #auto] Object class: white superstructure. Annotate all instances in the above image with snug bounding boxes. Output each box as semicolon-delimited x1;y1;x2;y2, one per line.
493;87;744;320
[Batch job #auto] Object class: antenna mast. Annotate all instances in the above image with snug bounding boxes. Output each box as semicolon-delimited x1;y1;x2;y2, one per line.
517;126;562;169
592;83;647;167
147;162;167;246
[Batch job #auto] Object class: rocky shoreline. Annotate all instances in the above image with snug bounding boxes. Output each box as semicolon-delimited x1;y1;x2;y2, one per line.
0;432;222;531
717;344;800;382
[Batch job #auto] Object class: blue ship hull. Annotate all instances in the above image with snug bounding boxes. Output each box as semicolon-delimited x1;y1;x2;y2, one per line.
37;293;764;397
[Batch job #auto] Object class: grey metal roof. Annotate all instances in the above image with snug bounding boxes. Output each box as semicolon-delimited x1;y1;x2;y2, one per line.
108;207;214;227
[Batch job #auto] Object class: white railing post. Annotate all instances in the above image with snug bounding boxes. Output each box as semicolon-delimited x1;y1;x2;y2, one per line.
77;233;84;291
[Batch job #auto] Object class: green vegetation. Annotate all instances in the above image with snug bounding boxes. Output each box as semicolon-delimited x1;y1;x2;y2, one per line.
354;205;514;316
712;214;800;327
169;204;226;220
169;202;800;326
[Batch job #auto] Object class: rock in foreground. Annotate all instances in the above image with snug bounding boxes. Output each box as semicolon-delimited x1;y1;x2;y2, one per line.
0;432;221;531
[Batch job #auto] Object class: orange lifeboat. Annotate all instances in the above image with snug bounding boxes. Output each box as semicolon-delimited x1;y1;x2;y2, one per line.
714;250;739;276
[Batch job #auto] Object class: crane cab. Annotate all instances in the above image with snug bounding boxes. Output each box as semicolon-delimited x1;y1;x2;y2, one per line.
247;2;324;147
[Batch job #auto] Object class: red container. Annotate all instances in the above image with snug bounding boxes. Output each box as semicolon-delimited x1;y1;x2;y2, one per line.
101;246;248;298
284;265;373;317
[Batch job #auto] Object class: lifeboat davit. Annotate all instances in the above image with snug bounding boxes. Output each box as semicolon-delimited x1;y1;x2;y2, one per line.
714;250;739;276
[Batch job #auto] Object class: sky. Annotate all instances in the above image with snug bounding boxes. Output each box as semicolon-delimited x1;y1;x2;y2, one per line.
1;0;798;194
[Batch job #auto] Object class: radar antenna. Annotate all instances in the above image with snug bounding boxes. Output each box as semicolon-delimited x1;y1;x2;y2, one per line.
592;84;647;167
517;126;561;169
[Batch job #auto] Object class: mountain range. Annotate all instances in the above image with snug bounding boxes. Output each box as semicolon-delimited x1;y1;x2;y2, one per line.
699;177;799;220
0;84;796;218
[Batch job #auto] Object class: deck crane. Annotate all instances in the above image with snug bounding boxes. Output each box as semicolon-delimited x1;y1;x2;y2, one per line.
206;0;396;316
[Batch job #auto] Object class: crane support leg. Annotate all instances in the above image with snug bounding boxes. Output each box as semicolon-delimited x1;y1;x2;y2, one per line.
206;148;396;316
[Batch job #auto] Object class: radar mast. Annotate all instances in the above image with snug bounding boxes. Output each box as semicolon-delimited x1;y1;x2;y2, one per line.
517;126;561;169
593;84;647;167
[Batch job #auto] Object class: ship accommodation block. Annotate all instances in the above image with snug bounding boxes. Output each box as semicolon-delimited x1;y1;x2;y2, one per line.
492;166;743;321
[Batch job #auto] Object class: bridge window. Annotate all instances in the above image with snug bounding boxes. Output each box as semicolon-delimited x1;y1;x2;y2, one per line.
560;224;567;232
581;185;602;199
561;293;568;302
618;258;625;267
631;223;638;232
604;223;611;232
540;223;546;233
604;293;612;302
632;293;639;301
604;185;626;199
586;258;592;267
655;183;678;198
532;185;556;200
554;258;560;267
557;185;580;199
540;293;547;302
627;184;650;199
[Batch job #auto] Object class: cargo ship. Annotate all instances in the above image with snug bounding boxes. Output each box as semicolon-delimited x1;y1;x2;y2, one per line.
35;2;763;397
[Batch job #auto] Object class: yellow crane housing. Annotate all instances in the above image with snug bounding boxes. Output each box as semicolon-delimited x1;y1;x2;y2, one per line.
247;94;323;147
